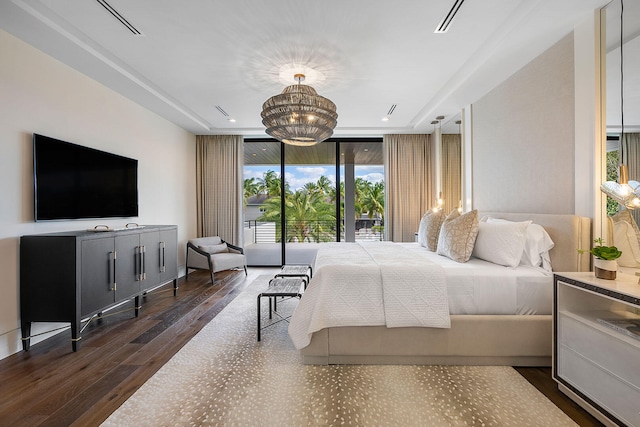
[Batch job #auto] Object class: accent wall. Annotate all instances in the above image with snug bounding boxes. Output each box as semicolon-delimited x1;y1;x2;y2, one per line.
0;29;197;359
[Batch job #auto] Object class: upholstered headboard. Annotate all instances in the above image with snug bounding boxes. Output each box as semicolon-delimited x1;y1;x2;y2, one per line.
479;212;591;272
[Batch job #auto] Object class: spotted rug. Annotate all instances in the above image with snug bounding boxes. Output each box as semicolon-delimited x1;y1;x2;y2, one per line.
102;275;576;427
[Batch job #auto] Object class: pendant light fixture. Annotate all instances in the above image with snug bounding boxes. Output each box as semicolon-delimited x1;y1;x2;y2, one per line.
261;74;338;147
600;0;640;208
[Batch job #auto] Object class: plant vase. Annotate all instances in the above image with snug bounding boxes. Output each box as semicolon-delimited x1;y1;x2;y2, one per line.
594;258;617;280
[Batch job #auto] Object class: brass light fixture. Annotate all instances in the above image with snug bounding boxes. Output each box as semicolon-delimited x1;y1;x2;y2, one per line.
600;1;640;209
261;74;338;146
601;164;640;209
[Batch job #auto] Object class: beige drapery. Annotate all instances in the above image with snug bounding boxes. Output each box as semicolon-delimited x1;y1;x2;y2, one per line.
621;133;640;225
195;135;244;245
442;134;462;214
383;134;434;242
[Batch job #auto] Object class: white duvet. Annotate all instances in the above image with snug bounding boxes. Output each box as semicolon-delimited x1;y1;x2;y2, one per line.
288;242;450;350
288;242;553;350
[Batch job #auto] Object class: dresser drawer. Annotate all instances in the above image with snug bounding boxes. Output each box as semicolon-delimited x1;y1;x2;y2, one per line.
559;344;640;426
558;312;640;388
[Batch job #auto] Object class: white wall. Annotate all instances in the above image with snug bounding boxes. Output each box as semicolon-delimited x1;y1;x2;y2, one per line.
471;33;576;213
0;29;197;359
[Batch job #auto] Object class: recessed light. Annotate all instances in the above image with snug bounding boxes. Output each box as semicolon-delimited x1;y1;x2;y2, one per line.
381;117;389;122
228;118;236;123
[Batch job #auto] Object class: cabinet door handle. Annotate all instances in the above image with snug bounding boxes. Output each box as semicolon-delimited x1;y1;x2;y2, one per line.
160;241;166;273
109;251;116;291
141;245;146;280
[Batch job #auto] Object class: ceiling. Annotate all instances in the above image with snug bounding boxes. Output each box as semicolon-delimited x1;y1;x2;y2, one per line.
0;0;610;137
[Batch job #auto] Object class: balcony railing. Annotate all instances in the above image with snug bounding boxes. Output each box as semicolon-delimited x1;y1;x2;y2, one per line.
243;220;383;244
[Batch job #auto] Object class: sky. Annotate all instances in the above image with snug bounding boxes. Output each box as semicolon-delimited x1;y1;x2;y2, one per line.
244;164;384;191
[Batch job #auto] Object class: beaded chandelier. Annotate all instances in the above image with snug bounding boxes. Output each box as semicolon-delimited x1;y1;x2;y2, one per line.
261;74;338;146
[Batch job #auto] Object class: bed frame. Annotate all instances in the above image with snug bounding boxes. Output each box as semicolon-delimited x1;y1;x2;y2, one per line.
300;213;591;366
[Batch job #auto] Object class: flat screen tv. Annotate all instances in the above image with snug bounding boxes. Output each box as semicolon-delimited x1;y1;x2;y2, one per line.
33;133;138;221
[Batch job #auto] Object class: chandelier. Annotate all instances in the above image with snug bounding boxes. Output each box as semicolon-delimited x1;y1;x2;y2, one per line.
261;74;338;146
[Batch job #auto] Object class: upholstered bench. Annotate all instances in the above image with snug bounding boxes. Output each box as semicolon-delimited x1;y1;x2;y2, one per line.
274;264;312;289
257;277;305;341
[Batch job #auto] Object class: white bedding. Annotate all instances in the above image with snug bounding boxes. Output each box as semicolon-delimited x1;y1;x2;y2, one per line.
288;242;450;349
288;242;553;350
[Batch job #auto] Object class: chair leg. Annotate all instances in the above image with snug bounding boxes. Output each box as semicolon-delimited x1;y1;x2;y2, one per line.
244;265;248;275
209;269;215;284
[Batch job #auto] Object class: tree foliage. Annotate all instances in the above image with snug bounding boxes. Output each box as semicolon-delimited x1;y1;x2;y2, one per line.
244;170;384;242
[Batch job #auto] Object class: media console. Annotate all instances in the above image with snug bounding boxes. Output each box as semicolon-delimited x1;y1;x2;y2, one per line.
20;225;178;351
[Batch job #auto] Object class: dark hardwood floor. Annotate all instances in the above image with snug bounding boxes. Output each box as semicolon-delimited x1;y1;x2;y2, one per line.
0;268;604;427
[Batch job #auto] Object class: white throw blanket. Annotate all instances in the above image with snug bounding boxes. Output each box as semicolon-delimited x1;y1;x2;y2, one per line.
288;242;450;350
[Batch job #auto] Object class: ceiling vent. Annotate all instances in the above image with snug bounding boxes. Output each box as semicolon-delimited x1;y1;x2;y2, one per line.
434;0;465;33
96;0;143;36
215;105;230;117
387;104;397;116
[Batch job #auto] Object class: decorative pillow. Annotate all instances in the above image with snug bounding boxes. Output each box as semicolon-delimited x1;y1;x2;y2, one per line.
417;209;446;251
609;211;640;268
199;243;229;254
472;220;530;268
437;209;479;263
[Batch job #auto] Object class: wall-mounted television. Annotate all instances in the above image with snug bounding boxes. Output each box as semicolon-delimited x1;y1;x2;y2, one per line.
33;134;138;221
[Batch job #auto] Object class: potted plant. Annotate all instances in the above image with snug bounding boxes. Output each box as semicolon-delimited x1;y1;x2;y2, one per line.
579;238;622;280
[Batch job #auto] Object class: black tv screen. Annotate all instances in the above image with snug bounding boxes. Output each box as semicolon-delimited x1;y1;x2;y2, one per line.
33;134;138;221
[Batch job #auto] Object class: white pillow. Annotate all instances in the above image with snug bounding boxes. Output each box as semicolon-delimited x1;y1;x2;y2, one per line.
611;219;640;267
472;221;529;268
484;217;554;271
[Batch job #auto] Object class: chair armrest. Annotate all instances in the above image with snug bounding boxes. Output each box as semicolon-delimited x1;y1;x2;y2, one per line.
222;240;244;254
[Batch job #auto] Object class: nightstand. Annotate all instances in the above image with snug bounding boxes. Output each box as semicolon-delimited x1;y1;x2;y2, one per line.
553;272;640;427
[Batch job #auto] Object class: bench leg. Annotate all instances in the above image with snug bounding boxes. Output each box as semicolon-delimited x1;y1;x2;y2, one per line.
257;293;262;342
269;297;273;319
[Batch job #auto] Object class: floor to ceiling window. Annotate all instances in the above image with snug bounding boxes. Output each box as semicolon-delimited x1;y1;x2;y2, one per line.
243;140;282;266
339;140;385;242
243;138;383;266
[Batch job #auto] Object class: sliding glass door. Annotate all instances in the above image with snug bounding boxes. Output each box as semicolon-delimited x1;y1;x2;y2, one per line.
243;138;383;266
339;140;384;242
243;140;282;266
284;141;338;264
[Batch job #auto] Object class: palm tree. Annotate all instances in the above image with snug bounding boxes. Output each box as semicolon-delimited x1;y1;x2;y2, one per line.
284;189;337;243
354;177;370;219
303;181;320;196
243;177;261;201
316;175;332;196
362;181;385;219
259;170;283;197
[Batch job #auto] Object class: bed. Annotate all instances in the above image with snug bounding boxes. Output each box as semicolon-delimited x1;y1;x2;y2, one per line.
288;212;591;366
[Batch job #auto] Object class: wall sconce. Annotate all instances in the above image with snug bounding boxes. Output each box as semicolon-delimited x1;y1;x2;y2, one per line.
433;192;445;212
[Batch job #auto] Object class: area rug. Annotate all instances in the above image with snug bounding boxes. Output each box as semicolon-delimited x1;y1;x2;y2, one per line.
102;275;576;427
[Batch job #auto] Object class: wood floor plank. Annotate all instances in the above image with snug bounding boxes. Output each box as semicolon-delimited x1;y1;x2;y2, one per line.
42;364;139;427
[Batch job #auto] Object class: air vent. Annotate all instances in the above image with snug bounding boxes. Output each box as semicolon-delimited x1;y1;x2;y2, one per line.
96;0;143;36
387;104;397;116
434;0;465;33
215;105;230;117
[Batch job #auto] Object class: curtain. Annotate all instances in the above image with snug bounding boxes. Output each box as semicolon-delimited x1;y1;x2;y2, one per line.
384;134;433;242
195;135;244;245
621;132;640;225
442;134;462;214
